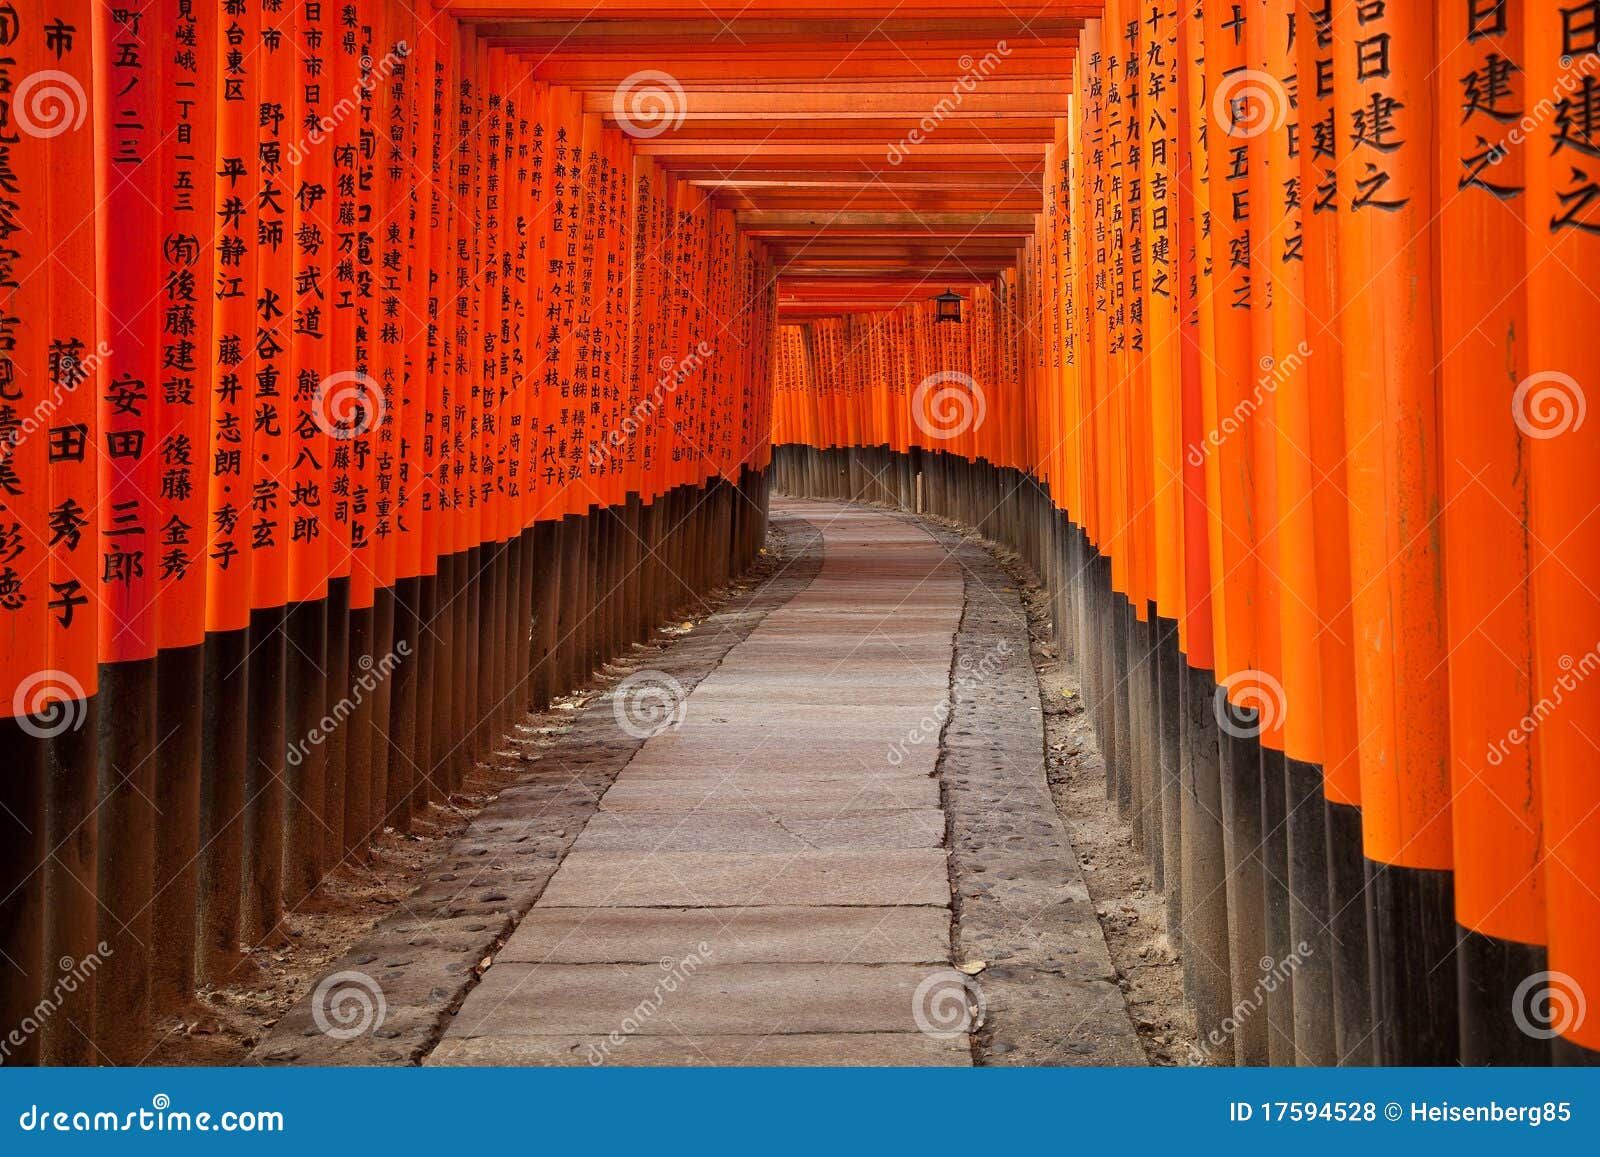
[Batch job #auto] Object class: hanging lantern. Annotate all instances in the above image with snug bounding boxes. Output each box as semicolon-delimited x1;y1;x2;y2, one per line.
934;287;963;323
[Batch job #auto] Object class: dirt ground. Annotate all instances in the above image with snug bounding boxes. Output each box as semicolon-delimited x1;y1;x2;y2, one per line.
146;544;789;1067
981;539;1200;1067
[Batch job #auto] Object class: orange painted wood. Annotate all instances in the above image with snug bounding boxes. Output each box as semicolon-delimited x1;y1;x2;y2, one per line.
1332;0;1451;870
1525;0;1600;1052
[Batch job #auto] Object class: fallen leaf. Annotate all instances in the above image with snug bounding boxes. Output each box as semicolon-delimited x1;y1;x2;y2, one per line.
957;960;986;975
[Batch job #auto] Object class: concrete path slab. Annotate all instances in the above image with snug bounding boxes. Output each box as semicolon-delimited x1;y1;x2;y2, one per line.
438;504;975;1065
568;809;945;852
446;963;967;1038
498;906;950;964
595;778;941;813
421;499;1144;1068
427;1033;970;1067
537;848;952;907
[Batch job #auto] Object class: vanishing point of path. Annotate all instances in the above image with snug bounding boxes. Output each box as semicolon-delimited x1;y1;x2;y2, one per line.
260;500;1142;1067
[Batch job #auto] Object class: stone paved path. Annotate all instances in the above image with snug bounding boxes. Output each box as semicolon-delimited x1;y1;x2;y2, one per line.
430;502;974;1065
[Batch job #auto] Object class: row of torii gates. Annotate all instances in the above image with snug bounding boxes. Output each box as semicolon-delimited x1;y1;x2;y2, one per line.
1;0;1598;1068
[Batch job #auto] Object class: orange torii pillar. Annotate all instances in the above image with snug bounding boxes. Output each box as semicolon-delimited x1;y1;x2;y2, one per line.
1438;0;1548;1066
1176;0;1236;1062
1333;0;1457;1065
0;0;54;1071
1526;0;1600;1068
1298;0;1373;1067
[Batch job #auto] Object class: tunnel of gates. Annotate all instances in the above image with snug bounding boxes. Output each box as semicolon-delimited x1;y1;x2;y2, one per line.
771;3;1600;1068
0;3;775;1064
0;0;1597;1073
